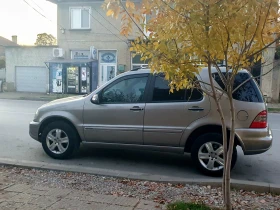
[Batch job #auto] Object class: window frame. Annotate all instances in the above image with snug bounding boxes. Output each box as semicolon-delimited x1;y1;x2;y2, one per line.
69;7;91;30
147;75;204;103
131;53;149;70
98;73;152;104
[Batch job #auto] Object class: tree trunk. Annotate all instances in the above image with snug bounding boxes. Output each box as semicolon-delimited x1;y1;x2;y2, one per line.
207;62;230;207
224;85;236;210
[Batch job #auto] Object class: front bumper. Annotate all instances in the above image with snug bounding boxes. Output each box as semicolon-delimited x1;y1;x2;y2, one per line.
29;121;41;142
236;127;273;155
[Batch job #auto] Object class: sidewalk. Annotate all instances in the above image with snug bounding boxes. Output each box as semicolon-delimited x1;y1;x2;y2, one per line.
267;103;280;109
0;179;161;210
0;92;76;102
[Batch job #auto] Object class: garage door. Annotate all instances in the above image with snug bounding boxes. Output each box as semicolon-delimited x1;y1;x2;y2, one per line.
16;67;47;93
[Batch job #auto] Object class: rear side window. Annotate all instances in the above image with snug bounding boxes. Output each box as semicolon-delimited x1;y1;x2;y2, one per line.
152;76;203;102
213;72;263;102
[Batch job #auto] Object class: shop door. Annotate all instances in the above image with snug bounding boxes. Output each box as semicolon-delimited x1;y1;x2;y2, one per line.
100;64;116;86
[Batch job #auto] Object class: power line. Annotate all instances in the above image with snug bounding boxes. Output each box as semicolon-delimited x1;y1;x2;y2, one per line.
83;7;128;44
22;0;128;46
22;0;70;50
59;39;129;43
29;0;45;14
22;0;64;30
90;6;129;39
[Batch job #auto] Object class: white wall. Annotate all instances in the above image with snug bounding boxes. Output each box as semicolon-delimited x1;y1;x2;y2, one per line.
0;68;5;79
5;46;54;91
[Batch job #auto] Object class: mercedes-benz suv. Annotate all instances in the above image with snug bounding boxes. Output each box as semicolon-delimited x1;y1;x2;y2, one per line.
29;67;272;176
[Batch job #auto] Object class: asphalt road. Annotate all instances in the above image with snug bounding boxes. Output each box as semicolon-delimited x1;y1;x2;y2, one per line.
0;99;279;184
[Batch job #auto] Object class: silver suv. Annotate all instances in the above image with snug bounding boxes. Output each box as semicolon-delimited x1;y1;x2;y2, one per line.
29;67;272;176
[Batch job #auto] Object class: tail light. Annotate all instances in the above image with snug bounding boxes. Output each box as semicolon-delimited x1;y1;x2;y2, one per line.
250;110;267;128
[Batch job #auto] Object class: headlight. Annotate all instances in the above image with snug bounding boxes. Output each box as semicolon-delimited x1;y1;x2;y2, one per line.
34;109;39;122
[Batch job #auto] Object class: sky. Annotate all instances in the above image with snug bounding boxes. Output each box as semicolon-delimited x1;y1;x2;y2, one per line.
0;0;57;45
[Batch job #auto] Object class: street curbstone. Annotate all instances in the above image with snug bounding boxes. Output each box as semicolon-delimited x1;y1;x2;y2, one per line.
269;183;280;195
1;158;280;194
230;179;270;193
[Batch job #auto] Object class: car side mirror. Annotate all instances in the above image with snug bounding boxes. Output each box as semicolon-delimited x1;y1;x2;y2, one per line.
91;94;100;104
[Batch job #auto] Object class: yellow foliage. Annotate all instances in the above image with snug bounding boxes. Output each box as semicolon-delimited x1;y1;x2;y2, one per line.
106;9;114;16
103;0;280;90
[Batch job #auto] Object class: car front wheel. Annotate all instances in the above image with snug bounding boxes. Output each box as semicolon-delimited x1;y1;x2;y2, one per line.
191;133;237;176
41;121;80;159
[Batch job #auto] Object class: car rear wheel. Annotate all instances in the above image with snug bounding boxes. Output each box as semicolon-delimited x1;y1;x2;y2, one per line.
41;121;80;159
191;133;237;176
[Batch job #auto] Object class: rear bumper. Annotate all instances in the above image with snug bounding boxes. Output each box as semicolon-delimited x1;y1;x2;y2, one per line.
236;127;273;155
29;121;41;142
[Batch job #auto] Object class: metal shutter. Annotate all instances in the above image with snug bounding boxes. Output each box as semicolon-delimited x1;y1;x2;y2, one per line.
16;66;47;93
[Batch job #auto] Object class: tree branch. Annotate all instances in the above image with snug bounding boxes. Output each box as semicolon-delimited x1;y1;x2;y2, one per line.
249;37;280;58
119;0;149;39
232;61;280;94
159;0;190;20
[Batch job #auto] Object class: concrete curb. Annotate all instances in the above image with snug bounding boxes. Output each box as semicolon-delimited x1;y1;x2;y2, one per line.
0;93;77;102
0;97;53;102
0;157;279;194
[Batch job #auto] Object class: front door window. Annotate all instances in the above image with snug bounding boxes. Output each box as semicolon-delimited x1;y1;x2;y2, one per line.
101;76;148;103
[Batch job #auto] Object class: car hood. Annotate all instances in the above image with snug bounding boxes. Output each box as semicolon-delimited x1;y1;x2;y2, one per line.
40;95;85;109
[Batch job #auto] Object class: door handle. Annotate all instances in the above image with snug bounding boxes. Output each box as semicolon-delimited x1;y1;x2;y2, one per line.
130;106;143;111
188;106;204;111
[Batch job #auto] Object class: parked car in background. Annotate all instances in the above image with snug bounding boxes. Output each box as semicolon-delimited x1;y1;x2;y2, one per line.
30;67;272;176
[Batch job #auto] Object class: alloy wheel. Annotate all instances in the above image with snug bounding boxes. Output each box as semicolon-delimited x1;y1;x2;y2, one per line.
198;141;224;171
46;129;69;154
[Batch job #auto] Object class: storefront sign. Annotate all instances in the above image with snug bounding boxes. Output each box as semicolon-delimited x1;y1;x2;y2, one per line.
101;52;115;63
71;50;90;59
81;67;87;93
51;64;63;93
81;67;87;81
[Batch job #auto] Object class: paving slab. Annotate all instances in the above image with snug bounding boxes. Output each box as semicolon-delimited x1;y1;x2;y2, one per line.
4;184;31;193
136;199;162;210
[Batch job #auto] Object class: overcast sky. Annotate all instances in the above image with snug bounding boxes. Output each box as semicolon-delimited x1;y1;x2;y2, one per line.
0;0;57;45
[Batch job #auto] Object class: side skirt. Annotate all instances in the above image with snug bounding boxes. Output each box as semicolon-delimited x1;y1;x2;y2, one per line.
82;141;185;154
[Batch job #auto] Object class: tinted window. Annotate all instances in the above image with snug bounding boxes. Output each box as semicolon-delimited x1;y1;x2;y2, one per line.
186;88;204;101
213;72;263;102
102;76;148;103
152;76;203;102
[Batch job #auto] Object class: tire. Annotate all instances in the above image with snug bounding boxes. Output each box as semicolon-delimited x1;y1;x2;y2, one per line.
41;121;80;159
191;133;237;177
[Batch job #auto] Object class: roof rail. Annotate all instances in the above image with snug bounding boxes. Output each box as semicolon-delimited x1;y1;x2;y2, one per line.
131;67;142;71
130;64;149;71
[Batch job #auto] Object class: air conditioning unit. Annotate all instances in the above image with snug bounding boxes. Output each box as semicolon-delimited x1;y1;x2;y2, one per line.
90;46;97;59
53;48;65;58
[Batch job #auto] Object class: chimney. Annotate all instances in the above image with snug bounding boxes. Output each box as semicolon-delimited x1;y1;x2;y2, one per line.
12;35;17;44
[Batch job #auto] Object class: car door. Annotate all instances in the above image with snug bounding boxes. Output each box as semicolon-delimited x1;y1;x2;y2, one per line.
83;74;150;144
143;75;210;147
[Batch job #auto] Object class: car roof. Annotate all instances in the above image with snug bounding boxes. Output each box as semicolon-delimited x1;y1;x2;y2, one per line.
123;67;249;77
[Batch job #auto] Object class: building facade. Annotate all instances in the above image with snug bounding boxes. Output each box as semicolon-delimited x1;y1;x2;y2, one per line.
45;0;144;94
4;0;279;100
